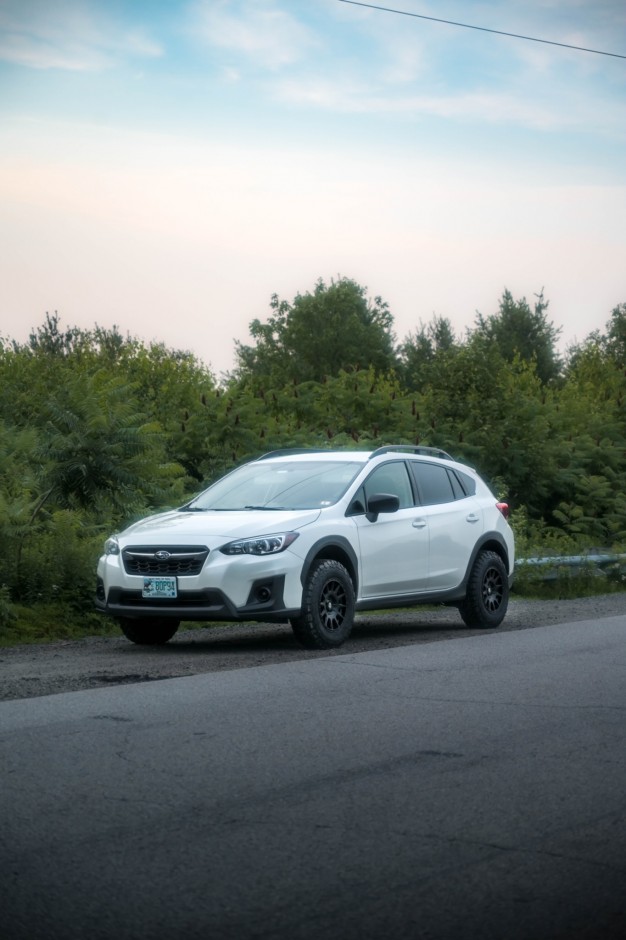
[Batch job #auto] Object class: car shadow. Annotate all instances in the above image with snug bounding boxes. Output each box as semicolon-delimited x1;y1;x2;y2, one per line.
120;609;473;658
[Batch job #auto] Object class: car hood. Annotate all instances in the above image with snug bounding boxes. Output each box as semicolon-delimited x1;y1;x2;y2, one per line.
118;508;322;544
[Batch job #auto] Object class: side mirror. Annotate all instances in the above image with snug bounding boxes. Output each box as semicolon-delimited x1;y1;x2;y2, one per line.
366;492;400;523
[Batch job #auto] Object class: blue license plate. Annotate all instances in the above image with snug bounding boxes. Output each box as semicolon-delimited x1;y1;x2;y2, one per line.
142;577;177;599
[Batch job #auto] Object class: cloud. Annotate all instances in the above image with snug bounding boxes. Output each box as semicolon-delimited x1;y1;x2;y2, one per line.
271;74;578;132
188;0;317;70
262;0;626;137
0;0;162;71
0;31;110;71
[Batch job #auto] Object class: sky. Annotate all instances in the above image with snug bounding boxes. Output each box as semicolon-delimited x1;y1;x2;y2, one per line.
0;0;625;378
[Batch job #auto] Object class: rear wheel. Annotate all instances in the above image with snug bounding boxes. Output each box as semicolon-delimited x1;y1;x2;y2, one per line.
118;618;180;645
459;550;508;628
290;559;355;650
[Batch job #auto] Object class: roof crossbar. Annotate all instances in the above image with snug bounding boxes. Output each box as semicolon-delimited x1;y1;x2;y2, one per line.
369;445;454;461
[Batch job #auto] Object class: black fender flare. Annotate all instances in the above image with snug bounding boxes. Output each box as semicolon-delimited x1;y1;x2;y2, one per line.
462;532;511;588
299;536;360;595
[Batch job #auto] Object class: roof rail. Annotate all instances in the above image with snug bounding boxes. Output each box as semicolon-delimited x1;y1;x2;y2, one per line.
256;448;329;460
369;444;454;461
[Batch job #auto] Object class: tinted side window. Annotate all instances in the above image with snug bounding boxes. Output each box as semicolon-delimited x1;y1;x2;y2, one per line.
364;462;414;510
455;470;476;496
413;462;455;506
448;469;466;500
346;485;366;516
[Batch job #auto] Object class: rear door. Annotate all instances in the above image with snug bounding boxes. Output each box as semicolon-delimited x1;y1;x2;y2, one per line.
409;461;483;591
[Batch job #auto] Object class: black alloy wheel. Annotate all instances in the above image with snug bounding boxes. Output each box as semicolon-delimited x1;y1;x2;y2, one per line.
459;550;509;628
290;559;355;650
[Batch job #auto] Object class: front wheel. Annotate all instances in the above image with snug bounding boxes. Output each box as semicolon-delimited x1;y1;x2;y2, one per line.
459;550;509;628
118;618;180;645
290;559;355;650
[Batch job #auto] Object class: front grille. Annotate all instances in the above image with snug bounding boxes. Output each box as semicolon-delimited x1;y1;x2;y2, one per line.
122;545;209;577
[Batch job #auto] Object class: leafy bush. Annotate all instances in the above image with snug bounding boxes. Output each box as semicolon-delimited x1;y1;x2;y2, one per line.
14;511;102;610
0;584;17;632
0;603;118;646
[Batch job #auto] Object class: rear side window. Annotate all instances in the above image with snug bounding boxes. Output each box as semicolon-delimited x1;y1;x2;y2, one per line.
412;462;476;505
413;462;455;505
455;469;477;496
448;470;466;500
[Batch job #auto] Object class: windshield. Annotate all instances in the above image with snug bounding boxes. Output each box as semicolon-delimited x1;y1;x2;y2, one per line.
185;460;364;511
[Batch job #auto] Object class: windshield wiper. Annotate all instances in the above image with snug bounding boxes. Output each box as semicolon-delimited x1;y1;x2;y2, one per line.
180;504;289;512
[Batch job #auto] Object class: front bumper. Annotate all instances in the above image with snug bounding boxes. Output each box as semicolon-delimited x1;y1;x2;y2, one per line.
97;533;308;624
95;576;296;622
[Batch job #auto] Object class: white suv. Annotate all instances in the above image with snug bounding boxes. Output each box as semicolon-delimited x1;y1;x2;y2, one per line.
96;446;515;648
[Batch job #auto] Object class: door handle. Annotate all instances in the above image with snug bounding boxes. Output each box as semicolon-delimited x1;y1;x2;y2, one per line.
412;518;427;528
466;513;480;523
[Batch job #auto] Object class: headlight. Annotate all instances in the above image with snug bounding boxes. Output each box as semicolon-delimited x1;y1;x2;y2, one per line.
104;536;120;556
220;532;299;556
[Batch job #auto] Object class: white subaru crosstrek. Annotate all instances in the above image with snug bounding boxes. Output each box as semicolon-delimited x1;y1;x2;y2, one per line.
96;446;515;648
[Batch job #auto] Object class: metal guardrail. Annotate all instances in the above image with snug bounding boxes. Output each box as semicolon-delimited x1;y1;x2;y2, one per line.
515;553;626;581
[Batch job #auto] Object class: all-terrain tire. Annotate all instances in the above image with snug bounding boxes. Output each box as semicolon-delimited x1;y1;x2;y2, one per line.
459;550;509;628
290;559;355;650
118;618;180;645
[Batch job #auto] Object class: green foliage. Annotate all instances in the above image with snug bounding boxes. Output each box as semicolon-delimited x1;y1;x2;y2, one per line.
474;289;562;384
0;585;17;631
233;277;397;385
0;324;193;612
398;315;458;392
511;506;626;599
13;511;102;608
34;370;184;520
0;603;118;646
2;285;626;643
513;561;625;600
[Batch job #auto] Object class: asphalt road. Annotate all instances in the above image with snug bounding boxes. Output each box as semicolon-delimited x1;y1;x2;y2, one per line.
2;593;626;701
1;613;625;940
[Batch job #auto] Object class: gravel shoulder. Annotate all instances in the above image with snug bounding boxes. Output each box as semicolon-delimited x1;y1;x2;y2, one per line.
1;593;625;702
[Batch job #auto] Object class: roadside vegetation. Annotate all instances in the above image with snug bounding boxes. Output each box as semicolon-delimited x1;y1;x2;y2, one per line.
1;278;625;644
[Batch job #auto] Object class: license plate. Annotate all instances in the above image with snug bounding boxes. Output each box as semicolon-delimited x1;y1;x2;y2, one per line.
142;577;177;599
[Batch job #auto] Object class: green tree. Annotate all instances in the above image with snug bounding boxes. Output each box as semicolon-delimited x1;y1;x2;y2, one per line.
414;335;561;516
398;315;457;392
1;316;217;489
233;277;397;385
23;310;84;356
553;329;626;543
474;289;562;384
33;369;184;521
570;302;626;370
604;303;626;365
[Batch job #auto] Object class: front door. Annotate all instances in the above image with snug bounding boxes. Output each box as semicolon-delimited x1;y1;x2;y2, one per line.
353;461;429;598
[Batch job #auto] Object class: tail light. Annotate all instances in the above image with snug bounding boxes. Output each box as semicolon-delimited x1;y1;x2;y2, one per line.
496;501;510;520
